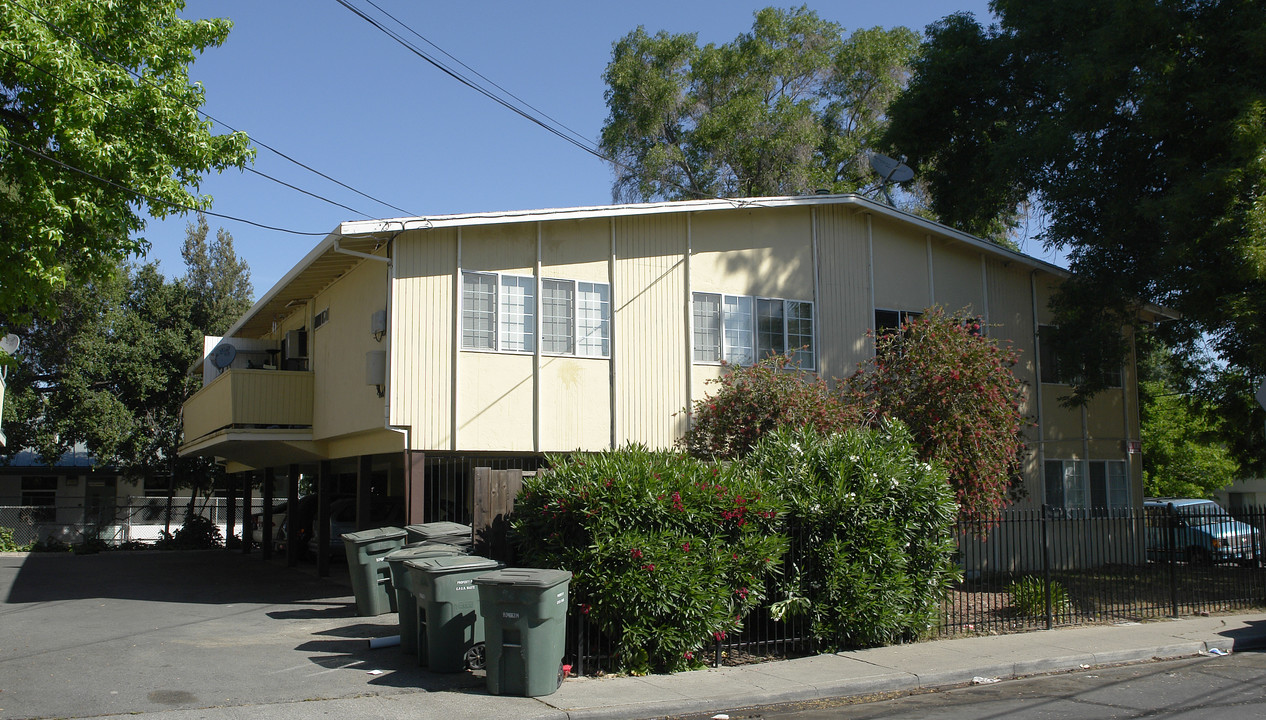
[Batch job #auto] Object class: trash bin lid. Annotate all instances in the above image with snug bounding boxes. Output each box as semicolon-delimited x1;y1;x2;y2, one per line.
403;554;501;575
473;568;572;588
385;543;464;564
341;526;406;544
405;522;471;540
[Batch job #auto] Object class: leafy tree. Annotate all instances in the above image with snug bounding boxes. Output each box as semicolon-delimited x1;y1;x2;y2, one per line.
679;354;859;460
182;213;253;335
1136;331;1247;497
1139;379;1240;498
884;1;1266;397
601;6;919;202
2;220;251;494
846;308;1028;525
0;0;252;325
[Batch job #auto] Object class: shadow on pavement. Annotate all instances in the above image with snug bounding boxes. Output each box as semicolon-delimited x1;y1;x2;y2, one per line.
1218;618;1266;651
2;550;350;605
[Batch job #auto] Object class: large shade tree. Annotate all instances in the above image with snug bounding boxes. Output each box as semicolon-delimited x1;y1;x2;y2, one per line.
600;6;919;202
0;0;252;326
2;218;252;490
884;1;1266;401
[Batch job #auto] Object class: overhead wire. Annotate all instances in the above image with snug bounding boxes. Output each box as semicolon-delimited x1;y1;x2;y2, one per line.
333;0;752;207
0;45;378;220
0;134;328;236
1;0;419;219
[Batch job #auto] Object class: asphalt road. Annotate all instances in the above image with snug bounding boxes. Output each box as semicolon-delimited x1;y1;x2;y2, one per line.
0;550;482;720
698;650;1266;720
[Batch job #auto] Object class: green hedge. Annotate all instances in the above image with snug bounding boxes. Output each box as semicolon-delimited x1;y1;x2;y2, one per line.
511;424;960;672
742;423;961;649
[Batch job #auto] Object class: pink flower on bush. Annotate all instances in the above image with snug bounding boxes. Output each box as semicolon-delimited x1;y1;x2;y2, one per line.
580;603;591;614
713;631;726;641
684;650;694;660
737;587;749;599
681;542;691;552
631;548;643;559
642;563;655;572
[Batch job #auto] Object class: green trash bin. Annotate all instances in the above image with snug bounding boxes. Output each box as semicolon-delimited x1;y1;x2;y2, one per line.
405;555;503;672
474;568;572;697
384;543;471;655
404;521;473;547
341;526;406;616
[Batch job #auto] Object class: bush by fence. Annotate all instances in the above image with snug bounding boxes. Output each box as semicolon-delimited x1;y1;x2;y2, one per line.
513;424;962;673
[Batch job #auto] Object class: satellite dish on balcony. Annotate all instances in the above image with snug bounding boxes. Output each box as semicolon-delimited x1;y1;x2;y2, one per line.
0;334;18;355
868;152;914;207
211;343;237;373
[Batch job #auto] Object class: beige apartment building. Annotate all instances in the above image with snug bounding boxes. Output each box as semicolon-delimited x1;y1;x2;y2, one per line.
179;193;1160;552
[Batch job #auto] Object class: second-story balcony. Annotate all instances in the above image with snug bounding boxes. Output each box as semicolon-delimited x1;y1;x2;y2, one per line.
179;368;321;469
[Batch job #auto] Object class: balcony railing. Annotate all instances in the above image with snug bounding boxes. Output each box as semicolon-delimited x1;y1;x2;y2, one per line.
183;368;314;443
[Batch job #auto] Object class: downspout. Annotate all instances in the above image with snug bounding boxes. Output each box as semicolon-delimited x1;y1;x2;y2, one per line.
980;255;990;335
811;208;821;373
453;229;462;452
926;234;935;306
609;218;618;450
1030;270;1047;505
535;223;542;454
867;214;876;353
684;214;692;434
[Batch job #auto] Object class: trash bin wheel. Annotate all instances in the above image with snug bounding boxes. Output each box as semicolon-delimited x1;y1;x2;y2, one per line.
464;642;486;670
557;661;565;689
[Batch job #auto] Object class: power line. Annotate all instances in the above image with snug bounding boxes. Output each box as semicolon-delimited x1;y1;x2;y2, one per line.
0;44;377;220
361;0;597;154
332;0;737;205
0;134;328;237
333;0;608;161
2;0;419;218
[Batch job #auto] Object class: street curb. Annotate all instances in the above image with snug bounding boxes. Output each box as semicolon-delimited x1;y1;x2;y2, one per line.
557;639;1242;720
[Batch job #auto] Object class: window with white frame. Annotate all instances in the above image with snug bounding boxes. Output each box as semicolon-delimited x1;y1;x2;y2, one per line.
461;271;610;358
693;292;814;369
1044;459;1129;516
874;308;922;335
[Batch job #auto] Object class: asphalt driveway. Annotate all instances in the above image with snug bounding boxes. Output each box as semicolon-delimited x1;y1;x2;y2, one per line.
0;549;482;719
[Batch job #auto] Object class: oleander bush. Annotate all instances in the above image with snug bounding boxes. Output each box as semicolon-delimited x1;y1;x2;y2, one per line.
742;423;961;649
512;447;787;674
512;424;963;672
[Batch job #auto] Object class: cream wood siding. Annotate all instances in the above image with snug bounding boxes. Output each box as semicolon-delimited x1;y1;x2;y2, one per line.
540;356;611;451
871;215;930;310
323;429;406;460
986;260;1038;404
182;369;314;442
615;214;688;448
463;222;535;274
542;219;609;282
689;208;813;296
814;206;873;380
391;228;456;450
311;255;389;441
457;352;534;450
931;245;985;312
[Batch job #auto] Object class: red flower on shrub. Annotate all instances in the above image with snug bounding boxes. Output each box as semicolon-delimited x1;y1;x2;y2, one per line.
631;548;643;560
581;603;591;615
737;587;749;599
642;563;655;572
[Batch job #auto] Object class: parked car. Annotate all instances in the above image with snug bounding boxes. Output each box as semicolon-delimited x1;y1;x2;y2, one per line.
1144;498;1260;565
329;495;405;555
263;494;404;560
250;501;289;550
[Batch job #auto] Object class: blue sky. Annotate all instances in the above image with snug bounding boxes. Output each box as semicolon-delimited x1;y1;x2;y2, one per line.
139;1;1034;298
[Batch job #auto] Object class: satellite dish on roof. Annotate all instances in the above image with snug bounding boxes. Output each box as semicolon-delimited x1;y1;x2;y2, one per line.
211;343;237;372
0;334;19;355
868;152;915;206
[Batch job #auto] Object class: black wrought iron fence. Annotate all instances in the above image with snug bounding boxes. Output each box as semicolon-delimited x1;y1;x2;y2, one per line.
562;503;1266;674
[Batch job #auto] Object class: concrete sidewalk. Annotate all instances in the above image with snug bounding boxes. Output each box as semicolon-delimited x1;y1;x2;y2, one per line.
3;550;1265;720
